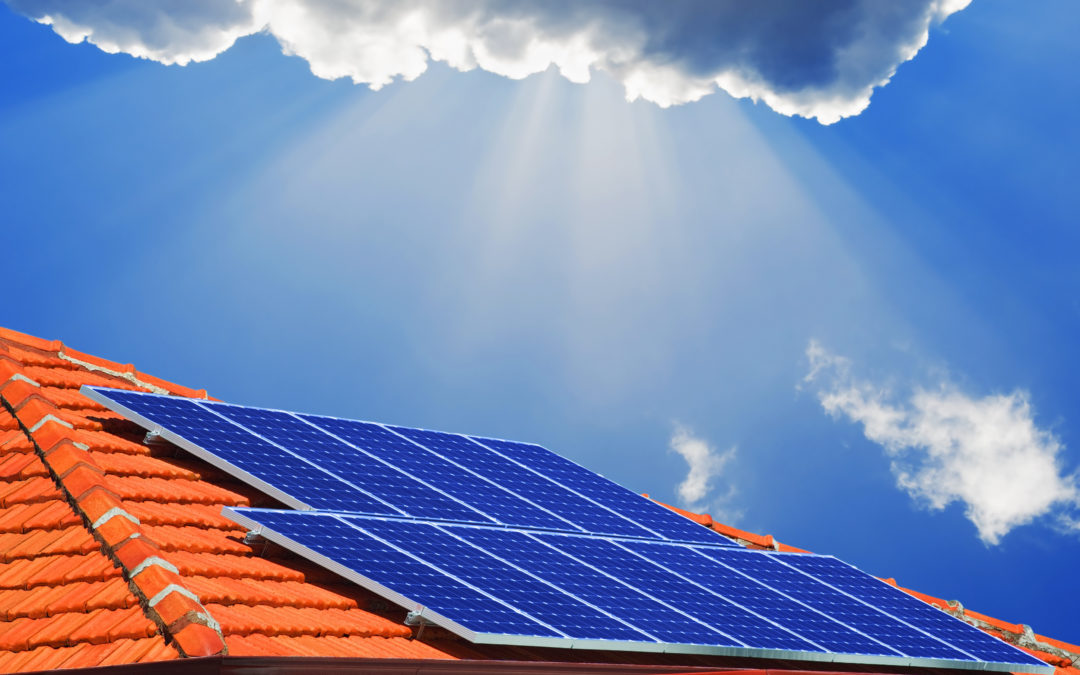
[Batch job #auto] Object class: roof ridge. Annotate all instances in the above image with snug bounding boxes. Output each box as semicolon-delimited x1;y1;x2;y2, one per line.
0;357;227;659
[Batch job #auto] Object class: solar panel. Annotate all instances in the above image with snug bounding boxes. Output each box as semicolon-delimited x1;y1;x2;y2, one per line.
226;508;1050;673
386;426;657;538
84;386;739;545
473;436;724;544
779;554;1045;666
83;386;1051;674
694;547;968;660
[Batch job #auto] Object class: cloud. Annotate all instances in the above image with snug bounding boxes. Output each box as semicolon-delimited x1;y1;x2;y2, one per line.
804;341;1080;545
7;0;971;123
669;425;739;520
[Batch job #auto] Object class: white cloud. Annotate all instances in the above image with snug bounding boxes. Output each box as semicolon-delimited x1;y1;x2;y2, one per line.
6;0;972;124
804;340;1080;545
669;425;739;520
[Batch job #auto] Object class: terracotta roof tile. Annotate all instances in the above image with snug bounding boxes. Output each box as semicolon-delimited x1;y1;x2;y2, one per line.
183;576;358;610
224;634;459;659
206;602;413;639
167;551;307;582
0;501;78;534
30;554;121;589
0;525;99;562
0;452;49;481
107;475;248;505
89;452;200;479
143;524;251;554
124;501;240;528
36;386;106;409
14;365;134;391
0;343;69;370
0;477;62;508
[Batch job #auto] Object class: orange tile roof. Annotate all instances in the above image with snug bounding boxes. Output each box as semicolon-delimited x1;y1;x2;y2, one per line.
0;325;1073;674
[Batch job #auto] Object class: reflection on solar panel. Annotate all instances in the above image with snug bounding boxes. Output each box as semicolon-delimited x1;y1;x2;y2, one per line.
83;386;1051;674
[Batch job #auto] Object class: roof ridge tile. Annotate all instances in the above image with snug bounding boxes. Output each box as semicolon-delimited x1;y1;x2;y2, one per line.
1;384;229;660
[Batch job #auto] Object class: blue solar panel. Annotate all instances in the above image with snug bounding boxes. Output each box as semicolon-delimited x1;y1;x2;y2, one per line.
474;436;729;545
389;427;657;538
344;516;652;642
778;555;1049;667
93;389;395;514
451;527;737;646
202;402;488;523
87;387;734;545
625;539;862;653
301;415;570;530
695;547;970;660
232;509;559;638
543;536;821;653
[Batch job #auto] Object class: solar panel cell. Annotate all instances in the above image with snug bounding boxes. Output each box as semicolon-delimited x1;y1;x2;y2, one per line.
302;416;566;529
546;536;819;652
204;403;486;522
99;390;393;514
696;548;971;661
778;555;1048;667
247;510;560;637
454;528;734;646
475;437;731;545
379;426;573;530
347;517;651;642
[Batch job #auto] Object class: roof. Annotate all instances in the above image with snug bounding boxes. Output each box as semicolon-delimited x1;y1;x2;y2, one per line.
0;325;1074;674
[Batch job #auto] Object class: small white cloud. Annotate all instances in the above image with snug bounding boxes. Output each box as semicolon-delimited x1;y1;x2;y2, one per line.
6;0;972;124
804;340;1080;545
669;425;739;521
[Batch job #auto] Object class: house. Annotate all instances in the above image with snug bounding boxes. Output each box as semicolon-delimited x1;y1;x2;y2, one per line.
0;326;1074;673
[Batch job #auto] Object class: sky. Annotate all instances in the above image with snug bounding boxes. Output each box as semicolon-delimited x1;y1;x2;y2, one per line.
2;0;1078;642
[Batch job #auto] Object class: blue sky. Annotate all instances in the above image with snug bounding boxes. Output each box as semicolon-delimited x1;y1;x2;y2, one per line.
3;0;1078;641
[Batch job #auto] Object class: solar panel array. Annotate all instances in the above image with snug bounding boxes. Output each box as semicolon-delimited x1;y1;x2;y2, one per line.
83;386;1051;674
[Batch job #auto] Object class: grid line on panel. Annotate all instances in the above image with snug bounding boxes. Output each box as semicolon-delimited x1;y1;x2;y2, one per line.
472;436;734;545
87;388;394;515
693;547;964;661
765;553;977;661
466;436;666;541
378;425;580;532
430;525;657;643
301;414;576;532
213;402;496;524
255;509;567;639
451;527;738;647
531;533;786;652
435;432;670;540
356;518;655;643
777;555;1050;668
626;539;890;656
601;538;825;653
192;400;407;516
